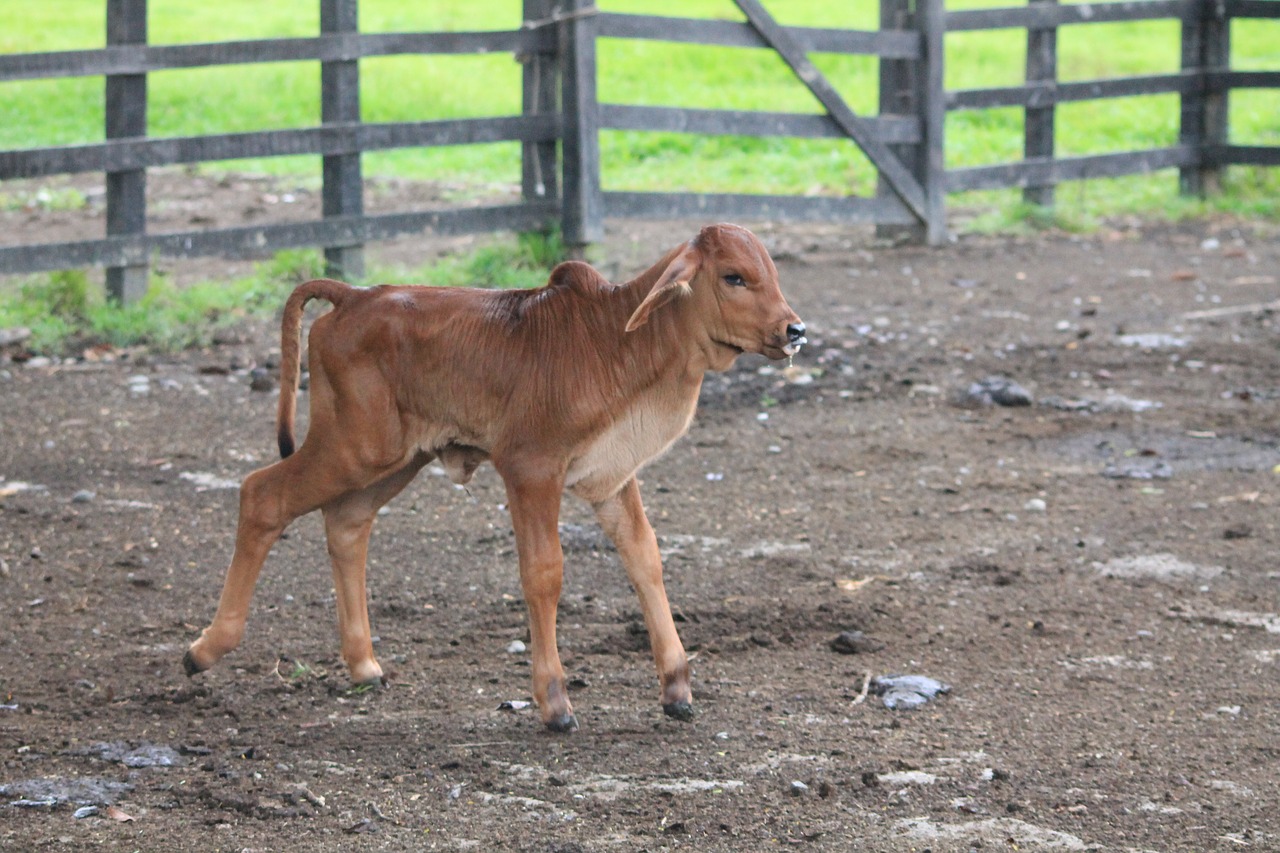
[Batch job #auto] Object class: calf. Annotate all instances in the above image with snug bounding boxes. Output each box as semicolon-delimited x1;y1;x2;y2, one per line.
184;223;805;731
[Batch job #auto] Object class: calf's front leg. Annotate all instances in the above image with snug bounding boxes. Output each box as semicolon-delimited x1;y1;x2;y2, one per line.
594;477;693;720
501;466;576;732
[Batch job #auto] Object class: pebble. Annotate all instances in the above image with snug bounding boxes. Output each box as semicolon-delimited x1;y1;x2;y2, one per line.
1024;498;1047;513
71;490;96;504
871;674;951;710
789;780;809;796
829;630;885;655
249;367;275;392
506;640;527;655
964;376;1032;407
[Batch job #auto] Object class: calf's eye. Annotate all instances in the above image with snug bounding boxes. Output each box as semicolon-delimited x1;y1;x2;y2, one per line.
723;273;745;287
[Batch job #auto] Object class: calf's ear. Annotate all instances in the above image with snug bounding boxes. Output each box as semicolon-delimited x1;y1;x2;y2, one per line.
625;244;701;332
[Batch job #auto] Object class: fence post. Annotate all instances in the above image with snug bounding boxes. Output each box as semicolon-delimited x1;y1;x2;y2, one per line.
105;0;148;304
522;0;559;208
559;0;603;252
1024;0;1058;207
320;0;364;281
919;0;948;246
877;0;946;246
1180;0;1229;196
876;0;920;243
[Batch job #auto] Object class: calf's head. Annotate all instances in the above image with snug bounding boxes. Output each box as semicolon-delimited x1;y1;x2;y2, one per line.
625;223;805;368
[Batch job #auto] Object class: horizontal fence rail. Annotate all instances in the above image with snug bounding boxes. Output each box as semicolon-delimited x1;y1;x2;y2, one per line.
0;0;1276;293
0;30;558;81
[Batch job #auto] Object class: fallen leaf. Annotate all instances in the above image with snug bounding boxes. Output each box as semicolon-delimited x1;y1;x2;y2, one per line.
105;806;135;822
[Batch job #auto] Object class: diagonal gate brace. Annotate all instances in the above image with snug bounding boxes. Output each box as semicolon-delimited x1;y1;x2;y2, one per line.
732;0;929;224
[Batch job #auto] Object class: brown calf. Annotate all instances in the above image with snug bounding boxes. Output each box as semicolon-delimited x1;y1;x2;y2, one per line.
184;223;805;731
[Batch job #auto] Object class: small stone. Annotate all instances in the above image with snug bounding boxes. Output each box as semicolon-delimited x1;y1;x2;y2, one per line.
71;490;96;504
0;327;32;347
506;640;527;655
962;376;1032;408
1024;498;1047;513
249;367;275;392
830;630;884;655
789;780;809;796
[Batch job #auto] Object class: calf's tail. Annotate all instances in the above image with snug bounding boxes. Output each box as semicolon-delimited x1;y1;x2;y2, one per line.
277;278;355;458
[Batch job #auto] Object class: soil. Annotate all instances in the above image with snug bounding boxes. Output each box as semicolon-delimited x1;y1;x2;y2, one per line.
1;174;1279;852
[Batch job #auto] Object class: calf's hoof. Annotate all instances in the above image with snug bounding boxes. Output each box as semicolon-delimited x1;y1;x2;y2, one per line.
545;713;579;733
182;650;206;678
663;701;695;722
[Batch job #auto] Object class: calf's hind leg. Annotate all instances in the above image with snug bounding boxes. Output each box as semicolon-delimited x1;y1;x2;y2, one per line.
184;445;407;678
320;454;429;685
184;455;322;676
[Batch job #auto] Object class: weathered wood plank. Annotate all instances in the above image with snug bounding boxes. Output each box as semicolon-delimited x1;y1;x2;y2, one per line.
945;0;1197;31
1180;0;1229;196
0;203;560;275
105;0;148;304
732;0;929;223
603;191;916;224
1024;0;1059;206
1205;144;1280;166
599;104;920;144
560;0;603;246
522;0;560;204
1225;0;1280;18
948;72;1200;110
595;13;921;59
0;116;560;180
947;145;1198;192
320;0;363;280
918;0;948;245
876;0;925;242
0;30;555;82
1215;69;1280;88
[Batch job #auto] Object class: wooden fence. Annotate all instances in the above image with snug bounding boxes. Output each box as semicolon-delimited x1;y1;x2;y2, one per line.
944;0;1280;204
0;0;1276;301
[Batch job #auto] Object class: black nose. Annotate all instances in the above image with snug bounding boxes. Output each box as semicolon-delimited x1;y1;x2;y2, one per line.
786;322;807;343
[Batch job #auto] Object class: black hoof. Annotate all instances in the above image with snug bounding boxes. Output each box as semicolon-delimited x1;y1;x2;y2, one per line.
663;701;695;722
545;713;579;733
182;650;204;678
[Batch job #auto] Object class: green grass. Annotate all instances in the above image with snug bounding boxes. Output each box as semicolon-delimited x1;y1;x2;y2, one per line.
0;231;565;354
0;2;1276;217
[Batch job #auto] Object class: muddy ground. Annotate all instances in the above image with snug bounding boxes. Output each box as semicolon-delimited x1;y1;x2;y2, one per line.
1;177;1279;852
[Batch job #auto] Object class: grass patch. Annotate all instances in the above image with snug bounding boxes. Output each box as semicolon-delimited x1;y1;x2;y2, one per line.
0;230;564;355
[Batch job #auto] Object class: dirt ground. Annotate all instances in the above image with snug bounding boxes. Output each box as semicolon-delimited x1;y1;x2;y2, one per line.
1;176;1279;852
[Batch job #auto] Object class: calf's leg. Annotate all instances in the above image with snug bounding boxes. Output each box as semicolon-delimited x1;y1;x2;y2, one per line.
184;453;327;675
501;465;576;731
594;477;693;720
184;443;408;678
320;454;430;685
